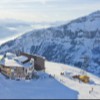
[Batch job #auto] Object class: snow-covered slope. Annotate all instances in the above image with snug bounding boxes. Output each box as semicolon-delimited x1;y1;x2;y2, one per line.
46;61;100;99
0;61;100;99
0;11;100;76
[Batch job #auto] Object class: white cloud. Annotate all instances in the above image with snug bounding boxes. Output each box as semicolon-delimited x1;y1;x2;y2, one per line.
0;0;99;22
0;10;51;22
0;0;50;4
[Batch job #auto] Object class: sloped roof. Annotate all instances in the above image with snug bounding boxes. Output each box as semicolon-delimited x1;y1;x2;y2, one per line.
0;58;23;68
6;52;16;58
14;56;28;62
0;52;34;68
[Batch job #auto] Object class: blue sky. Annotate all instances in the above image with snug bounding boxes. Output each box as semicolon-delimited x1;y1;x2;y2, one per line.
0;0;100;22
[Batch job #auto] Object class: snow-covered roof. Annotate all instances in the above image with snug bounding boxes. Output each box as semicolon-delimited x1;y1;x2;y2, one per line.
5;52;16;59
0;58;23;68
6;52;16;57
0;58;33;68
23;61;33;68
14;56;28;62
0;52;34;68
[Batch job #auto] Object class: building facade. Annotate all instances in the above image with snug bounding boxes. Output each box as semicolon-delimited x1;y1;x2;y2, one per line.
0;53;34;79
0;52;45;80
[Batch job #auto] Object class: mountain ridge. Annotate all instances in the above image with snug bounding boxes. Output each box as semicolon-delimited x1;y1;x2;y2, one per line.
0;11;100;76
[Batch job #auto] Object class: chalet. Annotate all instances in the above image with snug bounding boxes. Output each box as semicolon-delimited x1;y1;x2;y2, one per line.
0;52;45;80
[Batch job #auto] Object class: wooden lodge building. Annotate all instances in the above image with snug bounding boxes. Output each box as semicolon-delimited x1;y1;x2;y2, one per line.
0;52;45;80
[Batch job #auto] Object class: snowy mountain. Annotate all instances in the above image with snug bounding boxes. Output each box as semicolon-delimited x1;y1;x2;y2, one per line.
0;19;61;40
0;61;100;99
0;11;100;76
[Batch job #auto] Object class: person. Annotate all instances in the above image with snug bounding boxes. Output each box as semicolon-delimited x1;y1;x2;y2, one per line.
60;72;64;76
79;78;81;83
89;87;94;94
49;74;52;78
91;87;94;92
89;90;91;94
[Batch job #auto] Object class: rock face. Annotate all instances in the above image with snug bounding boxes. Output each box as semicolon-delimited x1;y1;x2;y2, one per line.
0;11;100;76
